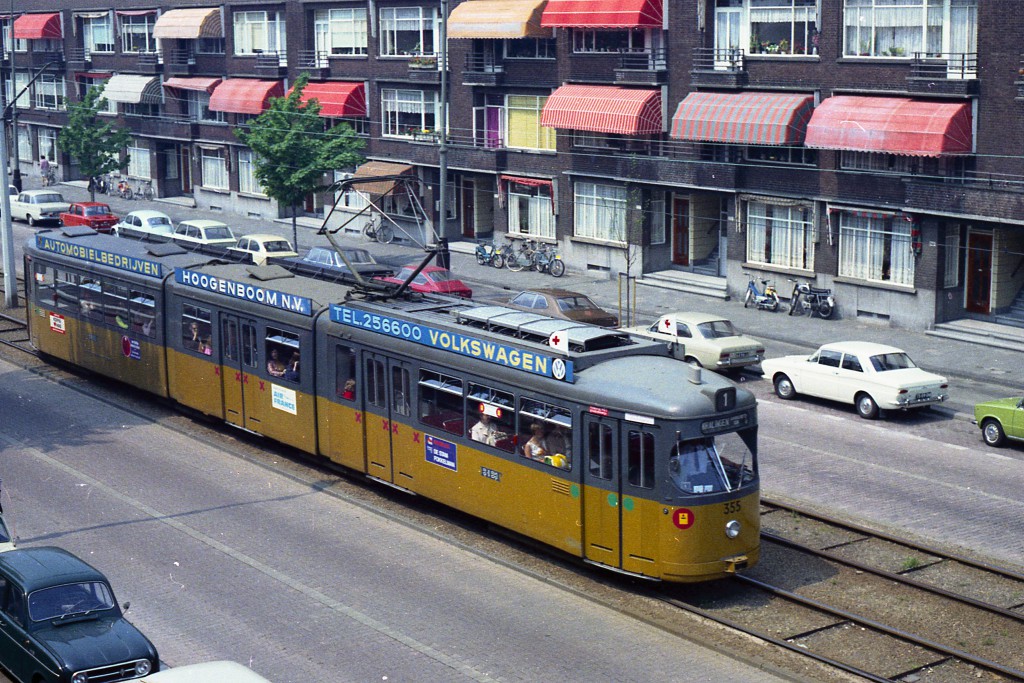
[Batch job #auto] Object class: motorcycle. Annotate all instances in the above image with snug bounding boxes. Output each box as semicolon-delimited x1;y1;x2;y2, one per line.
474;240;505;269
788;279;835;319
743;274;781;311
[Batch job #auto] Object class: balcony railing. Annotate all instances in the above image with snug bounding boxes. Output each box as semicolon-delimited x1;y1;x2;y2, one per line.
167;47;195;67
254;51;287;69
618;47;667;71
297;50;329;69
691;47;745;72
465;53;504;74
67;47;90;65
910;52;977;80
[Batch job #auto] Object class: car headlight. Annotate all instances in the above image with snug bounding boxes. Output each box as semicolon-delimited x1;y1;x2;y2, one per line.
135;660;153;676
72;674;87;683
725;520;741;538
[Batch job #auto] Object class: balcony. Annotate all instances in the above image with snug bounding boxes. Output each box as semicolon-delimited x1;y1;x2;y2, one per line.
166;48;195;75
136;51;162;74
904;173;1024;223
614;48;667;86
462;53;504;86
25;50;64;69
407;55;443;83
907;52;979;96
689;48;748;88
124;112;196;139
254;51;287;76
67;47;90;68
297;50;330;77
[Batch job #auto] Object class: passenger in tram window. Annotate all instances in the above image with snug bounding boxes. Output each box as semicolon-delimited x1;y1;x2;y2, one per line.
546;425;571;459
186;322;201;349
199;338;213;356
341;379;356;400
470;414;506;446
267;348;287;377
284;352;300;381
523;423;548;460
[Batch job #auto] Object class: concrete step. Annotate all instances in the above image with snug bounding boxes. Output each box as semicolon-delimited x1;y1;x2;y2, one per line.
637;270;729;300
926;319;1024;353
994;315;1024;329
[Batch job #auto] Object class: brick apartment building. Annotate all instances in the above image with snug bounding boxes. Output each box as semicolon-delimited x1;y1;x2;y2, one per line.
3;0;1020;329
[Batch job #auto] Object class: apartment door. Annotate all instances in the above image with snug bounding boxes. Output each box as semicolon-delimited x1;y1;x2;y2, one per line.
461;179;475;238
671;197;689;265
965;231;992;314
179;145;192;194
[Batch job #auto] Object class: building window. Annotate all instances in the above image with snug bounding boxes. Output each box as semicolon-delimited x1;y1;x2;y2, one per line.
506;95;555;151
238;149;264;196
120;14;157;53
574;182;627;243
379;7;437;57
843;0;976;59
190;91;225;123
504;37;556;59
838;211;915;286
508;181;555;239
572;28;647;53
127;142;150;178
201;148;228;190
233;10;286;58
35;75;64;111
650;194;666;245
746;145;816;165
944;225;960;288
381;88;436;138
37;128;58;162
16;124;31;162
729;0;819;56
196;37;225;54
315;8;368;56
82;13;115;54
746;201;815;270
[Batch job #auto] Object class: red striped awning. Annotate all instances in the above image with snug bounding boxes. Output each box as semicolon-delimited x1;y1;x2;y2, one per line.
804;96;973;157
208;79;283;115
500;174;551;188
289;81;366;118
14;13;61;39
540;85;662;135
163;77;222;94
540;0;661;28
670;91;815;146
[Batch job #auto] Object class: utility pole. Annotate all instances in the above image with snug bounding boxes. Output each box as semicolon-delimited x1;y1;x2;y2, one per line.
437;0;448;257
1;117;15;308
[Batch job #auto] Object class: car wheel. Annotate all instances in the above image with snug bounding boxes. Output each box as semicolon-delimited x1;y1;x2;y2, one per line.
855;393;879;419
773;374;796;400
981;419;1006;447
27;215;36;227
684;356;703;368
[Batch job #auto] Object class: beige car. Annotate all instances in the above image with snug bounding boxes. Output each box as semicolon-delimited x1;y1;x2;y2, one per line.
229;233;299;266
171;219;237;248
621;311;765;371
10;189;70;226
139;661;271;682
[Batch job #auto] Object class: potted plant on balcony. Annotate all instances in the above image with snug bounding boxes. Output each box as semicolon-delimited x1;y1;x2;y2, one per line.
409;54;437;69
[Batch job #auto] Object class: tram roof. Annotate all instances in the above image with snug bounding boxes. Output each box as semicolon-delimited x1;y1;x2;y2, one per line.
27;228;213;276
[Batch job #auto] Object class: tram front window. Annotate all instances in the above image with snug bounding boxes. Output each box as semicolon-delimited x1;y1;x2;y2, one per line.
669;431;755;495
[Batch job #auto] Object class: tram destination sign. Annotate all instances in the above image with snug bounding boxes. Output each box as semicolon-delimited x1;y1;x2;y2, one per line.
332;305;575;382
176;269;313;316
37;236;164;279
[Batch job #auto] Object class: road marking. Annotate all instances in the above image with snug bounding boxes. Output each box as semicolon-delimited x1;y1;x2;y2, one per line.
0;429;500;683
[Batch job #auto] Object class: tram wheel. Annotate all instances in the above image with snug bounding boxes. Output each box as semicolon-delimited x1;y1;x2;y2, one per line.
855;393;879;419
981;419;1006;447
773;374;796;400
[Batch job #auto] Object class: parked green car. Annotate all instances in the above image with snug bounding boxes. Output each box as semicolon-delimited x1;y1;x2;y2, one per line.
974;396;1024;447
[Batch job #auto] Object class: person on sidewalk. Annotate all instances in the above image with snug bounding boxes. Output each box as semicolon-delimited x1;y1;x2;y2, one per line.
39;156;50;186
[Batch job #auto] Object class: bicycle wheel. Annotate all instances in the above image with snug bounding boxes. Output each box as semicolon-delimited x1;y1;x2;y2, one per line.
363;223;377;241
124;188;134;201
549;259;565;277
143;186;154;200
375;224;394;244
490;253;505;269
743;289;753;308
506;252;525;272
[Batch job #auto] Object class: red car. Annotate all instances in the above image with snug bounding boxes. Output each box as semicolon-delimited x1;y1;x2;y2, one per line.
60;202;119;233
376;264;472;298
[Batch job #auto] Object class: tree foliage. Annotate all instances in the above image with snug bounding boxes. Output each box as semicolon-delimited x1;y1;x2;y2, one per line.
236;73;365;242
58;84;131;200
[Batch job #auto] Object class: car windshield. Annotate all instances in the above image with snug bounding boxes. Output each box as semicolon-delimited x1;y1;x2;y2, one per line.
696;320;737;339
668;430;756;495
343;249;375;264
84;205;110;216
555;295;600;312
869;352;917;371
35;194;63;204
148;217;171;226
204;226;233;239
29;581;115;621
263;240;293;253
426;269;455;282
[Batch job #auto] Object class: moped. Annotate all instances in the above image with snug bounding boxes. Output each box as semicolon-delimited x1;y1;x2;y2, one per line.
788;279;835;319
743;274;781;311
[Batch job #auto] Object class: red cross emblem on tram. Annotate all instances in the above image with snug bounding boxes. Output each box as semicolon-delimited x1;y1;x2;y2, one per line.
672;508;694;530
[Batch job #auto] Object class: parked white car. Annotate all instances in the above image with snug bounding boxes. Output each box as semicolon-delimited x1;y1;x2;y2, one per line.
761;341;949;419
112;209;174;238
620;312;764;371
229;233;299;266
172;219;237;248
10;189;70;226
139;661;271;682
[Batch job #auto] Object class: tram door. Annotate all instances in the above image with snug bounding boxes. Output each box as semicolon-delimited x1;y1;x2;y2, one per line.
219;314;252;428
363;353;413;484
582;415;621;569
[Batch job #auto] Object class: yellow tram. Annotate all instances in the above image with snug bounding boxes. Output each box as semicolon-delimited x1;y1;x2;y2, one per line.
25;228;760;582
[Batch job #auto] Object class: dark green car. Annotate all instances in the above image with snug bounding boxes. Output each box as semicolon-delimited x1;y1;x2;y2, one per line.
974;396;1024;447
0;547;159;683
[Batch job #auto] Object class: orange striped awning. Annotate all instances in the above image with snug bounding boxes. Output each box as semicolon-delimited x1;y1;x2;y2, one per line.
804;96;973;157
290;81;366;118
351;161;415;198
152;7;222;39
14;13;62;39
448;0;550;39
670;92;815;146
541;85;662;135
208;79;283;115
163;77;222;94
540;0;661;28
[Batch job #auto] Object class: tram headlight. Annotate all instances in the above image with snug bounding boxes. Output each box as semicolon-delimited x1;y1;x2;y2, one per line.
725;520;741;538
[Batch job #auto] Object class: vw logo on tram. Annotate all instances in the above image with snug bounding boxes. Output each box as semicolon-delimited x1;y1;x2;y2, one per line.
552;358;567;381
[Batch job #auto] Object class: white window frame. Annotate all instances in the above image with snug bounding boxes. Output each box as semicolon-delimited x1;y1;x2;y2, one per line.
201;148;229;190
315;8;368;57
508;181;555;239
745;200;815;270
650;194;666;245
943;224;960;288
120;14;158;54
842;0;977;61
238;148;265;196
190;91;225;123
127;141;151;179
838;211;916;286
233;10;286;58
572;28;648;53
34;74;65;111
379;7;438;57
381;88;437;138
16;124;31;162
715;0;820;57
83;13;115;54
573;182;627;243
37;128;58;162
505;94;555;152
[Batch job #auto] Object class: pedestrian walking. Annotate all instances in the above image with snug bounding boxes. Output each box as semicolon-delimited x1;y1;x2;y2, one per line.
39;156;50;186
11;168;21;193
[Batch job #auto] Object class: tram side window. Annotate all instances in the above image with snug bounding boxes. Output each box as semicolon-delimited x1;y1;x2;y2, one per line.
182;304;212;354
79;277;103;321
418;370;464;435
627;430;655;489
392;366;411;416
365;357;386;408
335;345;357;401
588;422;613;480
103;282;129;330
467;383;515;452
266;328;300;381
222;318;239;361
518;398;572;469
241;322;258;368
129;290;156;338
33;264;57;309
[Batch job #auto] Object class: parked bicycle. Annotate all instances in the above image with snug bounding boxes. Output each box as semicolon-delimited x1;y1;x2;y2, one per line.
116;178;134;200
504;239;537;272
788;278;835;319
363;215;394;244
743;273;781;311
135;178;155;200
533;242;565;277
42;166;56;187
474;240;505;268
87;176;107;195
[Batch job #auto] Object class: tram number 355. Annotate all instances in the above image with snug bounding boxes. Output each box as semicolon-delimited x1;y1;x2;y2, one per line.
723;501;742;515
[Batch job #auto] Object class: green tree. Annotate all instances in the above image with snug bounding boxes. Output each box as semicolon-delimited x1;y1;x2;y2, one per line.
236;73;365;249
58;83;131;201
